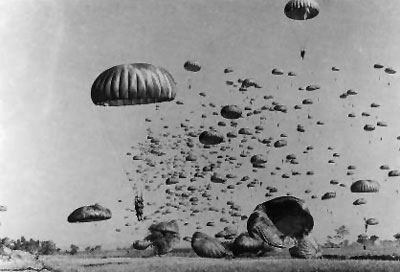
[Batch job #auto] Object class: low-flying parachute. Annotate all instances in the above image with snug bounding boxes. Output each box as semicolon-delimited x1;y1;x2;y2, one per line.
184;60;201;72
67;203;112;223
350;180;380;193
284;0;319;20
191;232;230;258
91;63;176;106
289;235;321;259
247;196;314;248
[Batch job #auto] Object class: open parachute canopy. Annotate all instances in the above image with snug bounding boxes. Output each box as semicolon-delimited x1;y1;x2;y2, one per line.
350;179;380;193
247;196;314;248
284;0;319;20
91;63;176;106
67;203;112;223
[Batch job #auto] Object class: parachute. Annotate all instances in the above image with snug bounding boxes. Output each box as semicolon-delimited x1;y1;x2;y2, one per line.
272;68;284;75
284;0;319;20
321;192;336;200
221;105;242;119
191;232;230;258
132;240;152;250
365;218;379;225
91;63;176;106
0;205;7;212
247;196;314;248
67;203;112;223
199;130;224;145
232;232;274;256
350;180;380;193
145;220;180;255
184;60;201;72
289;235;321;259
353;198;367;205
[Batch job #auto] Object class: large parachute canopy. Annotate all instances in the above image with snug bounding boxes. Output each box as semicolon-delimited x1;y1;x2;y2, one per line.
91;63;176;106
67;203;112;223
284;0;319;20
247;196;314;248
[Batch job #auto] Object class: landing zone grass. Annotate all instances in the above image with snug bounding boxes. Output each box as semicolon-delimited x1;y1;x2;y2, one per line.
40;255;400;272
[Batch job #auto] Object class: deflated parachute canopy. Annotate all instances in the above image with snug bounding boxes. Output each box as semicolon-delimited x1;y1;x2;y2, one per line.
91;63;176;106
191;231;230;258
67;203;112;223
247;196;314;248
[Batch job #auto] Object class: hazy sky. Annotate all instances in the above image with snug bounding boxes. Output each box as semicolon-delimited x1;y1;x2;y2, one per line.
1;0;400;250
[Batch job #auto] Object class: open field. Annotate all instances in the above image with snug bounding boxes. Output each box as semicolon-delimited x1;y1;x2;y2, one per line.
36;255;400;272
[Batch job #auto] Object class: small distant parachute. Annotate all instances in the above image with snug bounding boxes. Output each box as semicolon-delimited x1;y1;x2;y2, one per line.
284;0;320;21
363;124;375;131
247;196;314;248
184;60;201;72
67;203;112;223
331;67;340;71
365;218;379;225
289;235;321;259
91;63;176;106
0;205;7;212
384;67;397;74
272;68;284;75
274;140;288;148
224;67;234;73
250;154;268;165
221;105;242;119
374;64;384;69
199;130;224;145
321;192;336;200
306;85;320;91
350;179;380;193
191;232;230;258
388;170;400;177
288;71;297;76
353;198;367;206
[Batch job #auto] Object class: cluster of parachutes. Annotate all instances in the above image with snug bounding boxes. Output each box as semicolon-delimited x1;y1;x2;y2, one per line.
63;0;400;259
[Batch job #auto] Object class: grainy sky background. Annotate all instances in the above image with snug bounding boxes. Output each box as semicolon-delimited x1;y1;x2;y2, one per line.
1;0;400;250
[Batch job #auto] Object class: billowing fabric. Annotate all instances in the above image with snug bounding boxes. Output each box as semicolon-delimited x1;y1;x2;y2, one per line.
91;63;176;106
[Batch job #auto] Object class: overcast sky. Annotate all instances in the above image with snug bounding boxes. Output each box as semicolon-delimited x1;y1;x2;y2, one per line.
1;0;400;250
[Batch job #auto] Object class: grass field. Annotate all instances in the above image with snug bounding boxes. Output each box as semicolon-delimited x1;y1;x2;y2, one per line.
37;255;400;272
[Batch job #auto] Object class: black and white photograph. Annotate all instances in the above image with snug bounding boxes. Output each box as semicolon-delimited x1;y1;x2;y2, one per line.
1;0;400;271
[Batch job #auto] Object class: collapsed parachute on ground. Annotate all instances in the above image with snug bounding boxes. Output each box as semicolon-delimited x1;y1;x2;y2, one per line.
144;220;180;255
184;60;201;72
350;180;380;193
284;0;319;20
247;196;314;248
232;232;274;256
289;235;321;259
67;203;112;223
191;232;230;258
132;240;152;250
91;63;176;106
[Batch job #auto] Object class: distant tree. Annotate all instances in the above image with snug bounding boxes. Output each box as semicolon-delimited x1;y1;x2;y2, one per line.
85;246;91;253
324;225;350;248
70;244;79;255
39;240;57;255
